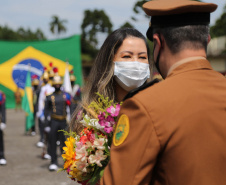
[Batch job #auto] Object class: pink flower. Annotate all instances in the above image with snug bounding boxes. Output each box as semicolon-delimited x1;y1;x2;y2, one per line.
89;133;96;143
98;112;105;119
98;110;117;134
97;114;116;134
106;115;114;122
106;116;116;127
106;104;120;117
104;127;114;133
67;167;71;173
76;142;83;150
98;112;106;126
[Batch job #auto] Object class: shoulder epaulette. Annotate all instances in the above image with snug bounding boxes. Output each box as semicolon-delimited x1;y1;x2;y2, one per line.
123;78;160;101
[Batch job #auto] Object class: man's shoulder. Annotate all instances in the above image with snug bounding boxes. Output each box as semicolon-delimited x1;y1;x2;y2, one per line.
46;92;55;99
42;84;54;93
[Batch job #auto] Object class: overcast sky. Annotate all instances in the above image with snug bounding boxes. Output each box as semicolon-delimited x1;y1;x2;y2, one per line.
0;0;225;44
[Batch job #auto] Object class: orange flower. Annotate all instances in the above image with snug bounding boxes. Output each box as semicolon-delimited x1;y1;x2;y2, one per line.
62;136;76;169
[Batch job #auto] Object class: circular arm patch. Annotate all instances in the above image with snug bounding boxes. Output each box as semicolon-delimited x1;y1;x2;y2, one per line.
113;114;130;146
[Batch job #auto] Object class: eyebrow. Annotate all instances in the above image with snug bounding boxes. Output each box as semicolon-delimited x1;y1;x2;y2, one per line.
120;51;147;55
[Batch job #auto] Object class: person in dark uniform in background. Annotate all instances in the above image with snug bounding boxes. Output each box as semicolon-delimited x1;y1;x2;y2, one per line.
44;74;69;171
36;70;54;149
70;73;81;116
0;91;6;165
31;77;40;136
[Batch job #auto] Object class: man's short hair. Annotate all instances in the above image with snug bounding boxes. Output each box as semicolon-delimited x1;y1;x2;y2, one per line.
153;25;209;54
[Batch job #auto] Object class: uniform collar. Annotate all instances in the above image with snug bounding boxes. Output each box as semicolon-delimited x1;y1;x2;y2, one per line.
166;56;212;78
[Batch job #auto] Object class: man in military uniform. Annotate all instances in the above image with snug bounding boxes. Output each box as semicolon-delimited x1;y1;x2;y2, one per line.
101;1;226;185
44;75;69;171
36;71;55;152
0;91;6;165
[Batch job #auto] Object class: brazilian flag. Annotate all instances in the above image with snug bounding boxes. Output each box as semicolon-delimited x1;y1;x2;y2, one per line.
0;35;82;108
22;70;34;131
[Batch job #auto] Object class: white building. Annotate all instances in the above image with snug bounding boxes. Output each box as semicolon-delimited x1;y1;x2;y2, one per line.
207;36;226;74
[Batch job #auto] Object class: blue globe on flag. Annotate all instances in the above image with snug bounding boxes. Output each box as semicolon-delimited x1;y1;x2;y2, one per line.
12;59;44;89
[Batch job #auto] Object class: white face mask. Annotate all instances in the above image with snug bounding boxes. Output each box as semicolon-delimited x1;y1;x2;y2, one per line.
114;61;150;92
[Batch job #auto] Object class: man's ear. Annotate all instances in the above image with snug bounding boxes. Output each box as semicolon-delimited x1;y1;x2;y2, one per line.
153;33;162;52
207;34;211;44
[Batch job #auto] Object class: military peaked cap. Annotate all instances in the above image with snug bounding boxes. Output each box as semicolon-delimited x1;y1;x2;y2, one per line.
143;0;218;41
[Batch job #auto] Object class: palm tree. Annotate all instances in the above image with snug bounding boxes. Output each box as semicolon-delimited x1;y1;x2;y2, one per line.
49;15;67;37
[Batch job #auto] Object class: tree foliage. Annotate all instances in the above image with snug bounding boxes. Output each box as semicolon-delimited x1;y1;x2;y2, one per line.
120;22;134;29
81;9;113;57
0;25;46;41
210;5;226;38
49;15;67;36
132;0;149;21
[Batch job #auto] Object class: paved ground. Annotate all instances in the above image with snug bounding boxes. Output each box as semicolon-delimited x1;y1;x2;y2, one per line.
0;109;80;185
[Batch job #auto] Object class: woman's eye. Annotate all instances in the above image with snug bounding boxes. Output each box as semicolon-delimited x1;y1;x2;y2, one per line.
122;55;131;58
139;56;147;59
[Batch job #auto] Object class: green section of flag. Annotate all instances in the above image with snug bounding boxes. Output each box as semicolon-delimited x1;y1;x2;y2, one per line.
0;84;15;109
22;70;34;131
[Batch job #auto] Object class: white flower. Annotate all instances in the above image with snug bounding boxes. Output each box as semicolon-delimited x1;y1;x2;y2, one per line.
81;115;105;131
75;135;80;141
80;115;105;131
93;138;107;150
89;119;105;130
80;114;91;127
76;161;88;172
85;141;93;148
76;146;87;162
88;150;107;167
89;119;98;126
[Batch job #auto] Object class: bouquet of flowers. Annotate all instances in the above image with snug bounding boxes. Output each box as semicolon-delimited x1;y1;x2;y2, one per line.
60;93;122;185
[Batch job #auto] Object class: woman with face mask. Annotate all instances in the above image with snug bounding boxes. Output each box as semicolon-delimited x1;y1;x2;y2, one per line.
70;27;151;133
68;27;151;184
